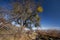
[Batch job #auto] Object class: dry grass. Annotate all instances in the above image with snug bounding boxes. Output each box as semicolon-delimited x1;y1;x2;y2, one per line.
0;29;60;40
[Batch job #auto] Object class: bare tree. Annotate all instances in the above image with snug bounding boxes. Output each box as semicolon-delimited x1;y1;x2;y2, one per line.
10;0;43;30
0;0;43;31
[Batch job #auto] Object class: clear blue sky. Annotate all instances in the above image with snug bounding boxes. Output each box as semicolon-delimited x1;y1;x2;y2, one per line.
0;0;60;30
40;0;60;29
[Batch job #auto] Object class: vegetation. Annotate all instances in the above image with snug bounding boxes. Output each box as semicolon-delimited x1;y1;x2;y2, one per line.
0;0;60;40
0;30;60;40
11;0;43;30
0;0;43;30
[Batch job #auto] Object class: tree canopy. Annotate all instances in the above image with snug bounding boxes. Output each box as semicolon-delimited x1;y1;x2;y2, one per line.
0;0;43;30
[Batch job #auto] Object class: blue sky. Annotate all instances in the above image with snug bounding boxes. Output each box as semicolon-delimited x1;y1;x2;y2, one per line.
0;0;60;30
40;0;60;29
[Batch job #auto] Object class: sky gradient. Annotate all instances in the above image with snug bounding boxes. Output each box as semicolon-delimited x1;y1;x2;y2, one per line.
0;0;60;30
40;0;60;29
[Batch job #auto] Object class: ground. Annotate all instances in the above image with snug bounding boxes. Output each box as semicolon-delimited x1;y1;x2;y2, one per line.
0;29;60;40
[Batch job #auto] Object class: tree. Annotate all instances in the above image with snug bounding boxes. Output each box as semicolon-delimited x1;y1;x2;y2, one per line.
10;0;43;30
0;0;43;31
